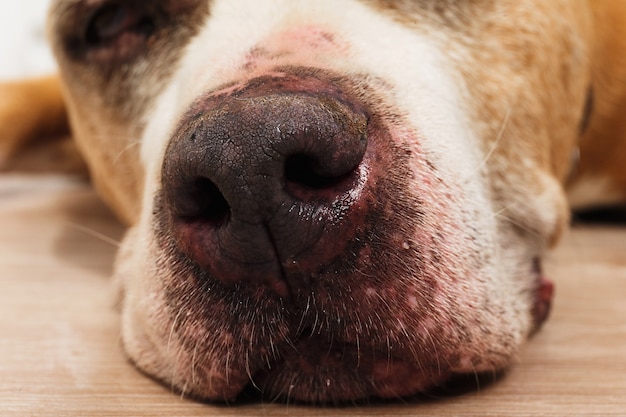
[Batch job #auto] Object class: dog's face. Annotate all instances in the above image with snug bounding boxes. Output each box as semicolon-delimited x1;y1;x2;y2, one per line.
49;0;592;403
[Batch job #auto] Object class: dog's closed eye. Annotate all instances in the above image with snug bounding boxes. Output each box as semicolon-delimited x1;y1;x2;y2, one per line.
80;2;157;64
54;1;166;65
85;3;155;51
53;0;208;79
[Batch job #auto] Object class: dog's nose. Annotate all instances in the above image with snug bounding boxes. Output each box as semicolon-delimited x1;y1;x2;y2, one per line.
162;88;369;296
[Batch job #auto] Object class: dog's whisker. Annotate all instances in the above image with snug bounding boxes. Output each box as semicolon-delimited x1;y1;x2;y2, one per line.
244;350;261;392
112;139;141;166
166;307;185;360
225;349;233;388
295;296;311;336
493;210;545;241
311;310;321;336
385;335;393;375
266;338;277;370
470;364;481;393
190;340;199;387
63;220;121;247
178;383;186;400
465;103;514;182
490;204;514;220
423;325;442;376
355;333;361;368
487;197;549;241
166;307;188;397
280;375;299;406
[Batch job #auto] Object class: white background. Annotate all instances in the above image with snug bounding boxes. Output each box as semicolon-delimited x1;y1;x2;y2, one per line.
0;1;56;80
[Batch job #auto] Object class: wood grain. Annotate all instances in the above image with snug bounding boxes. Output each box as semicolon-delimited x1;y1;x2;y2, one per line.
1;175;625;416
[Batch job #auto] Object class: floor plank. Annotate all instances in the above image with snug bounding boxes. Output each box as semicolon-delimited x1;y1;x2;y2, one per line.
1;176;625;416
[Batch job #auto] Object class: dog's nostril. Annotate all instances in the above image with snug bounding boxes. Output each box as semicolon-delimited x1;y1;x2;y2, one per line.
172;177;231;225
284;154;355;196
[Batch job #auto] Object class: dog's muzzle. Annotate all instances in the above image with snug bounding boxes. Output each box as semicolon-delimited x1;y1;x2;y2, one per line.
145;72;552;403
161;75;370;299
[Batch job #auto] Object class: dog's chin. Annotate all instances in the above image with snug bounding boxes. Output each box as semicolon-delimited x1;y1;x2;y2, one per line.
251;335;449;404
114;199;555;405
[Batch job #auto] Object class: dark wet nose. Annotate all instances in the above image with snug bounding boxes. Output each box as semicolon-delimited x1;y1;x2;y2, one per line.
162;86;369;296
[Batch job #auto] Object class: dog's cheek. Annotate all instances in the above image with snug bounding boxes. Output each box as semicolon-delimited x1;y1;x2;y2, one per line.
497;167;571;249
369;135;533;374
112;224;259;400
113;227;173;381
533;173;571;248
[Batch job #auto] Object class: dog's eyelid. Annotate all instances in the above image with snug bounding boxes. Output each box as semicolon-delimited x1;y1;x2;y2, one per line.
55;2;155;64
84;3;156;46
86;4;141;44
579;86;594;135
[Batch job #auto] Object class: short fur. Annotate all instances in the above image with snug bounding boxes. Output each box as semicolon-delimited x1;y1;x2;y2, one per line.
1;0;625;404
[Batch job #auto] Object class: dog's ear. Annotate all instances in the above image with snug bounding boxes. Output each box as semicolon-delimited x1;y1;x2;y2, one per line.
0;75;87;175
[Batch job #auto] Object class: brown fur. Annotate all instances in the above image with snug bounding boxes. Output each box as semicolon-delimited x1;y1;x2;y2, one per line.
0;76;83;173
571;0;626;201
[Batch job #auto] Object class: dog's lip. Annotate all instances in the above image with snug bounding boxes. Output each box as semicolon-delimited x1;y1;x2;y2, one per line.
531;258;555;332
532;275;555;327
251;333;447;403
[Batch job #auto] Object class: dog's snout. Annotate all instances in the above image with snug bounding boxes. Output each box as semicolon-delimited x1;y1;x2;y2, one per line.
162;87;369;295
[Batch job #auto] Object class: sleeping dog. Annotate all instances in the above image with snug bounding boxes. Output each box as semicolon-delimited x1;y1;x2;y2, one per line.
1;0;626;404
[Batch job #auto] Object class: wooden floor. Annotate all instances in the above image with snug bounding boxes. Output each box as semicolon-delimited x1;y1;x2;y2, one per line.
1;175;625;416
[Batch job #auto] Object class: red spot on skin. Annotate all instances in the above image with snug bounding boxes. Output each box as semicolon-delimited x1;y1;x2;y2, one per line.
278;27;338;51
532;275;555;331
237;27;347;79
